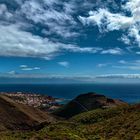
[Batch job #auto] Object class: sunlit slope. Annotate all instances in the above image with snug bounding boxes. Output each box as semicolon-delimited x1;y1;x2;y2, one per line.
0;95;55;131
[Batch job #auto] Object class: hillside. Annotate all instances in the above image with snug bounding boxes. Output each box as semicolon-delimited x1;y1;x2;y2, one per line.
2;104;140;140
28;105;140;140
1;93;140;140
0;95;55;131
54;92;127;118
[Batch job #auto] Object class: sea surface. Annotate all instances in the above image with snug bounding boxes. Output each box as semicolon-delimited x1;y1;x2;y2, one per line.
0;84;140;103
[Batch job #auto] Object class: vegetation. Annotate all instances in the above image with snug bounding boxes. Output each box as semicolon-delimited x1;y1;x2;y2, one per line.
1;104;140;140
1;93;140;140
54;92;127;118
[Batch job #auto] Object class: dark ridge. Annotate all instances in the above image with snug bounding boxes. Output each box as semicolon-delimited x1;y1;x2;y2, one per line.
53;92;127;118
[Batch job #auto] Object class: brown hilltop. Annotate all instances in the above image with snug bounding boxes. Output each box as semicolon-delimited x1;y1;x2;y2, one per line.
54;92;128;118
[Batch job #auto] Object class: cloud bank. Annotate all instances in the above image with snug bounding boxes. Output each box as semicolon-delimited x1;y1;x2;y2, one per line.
96;74;140;79
0;0;100;60
79;0;140;48
0;0;128;60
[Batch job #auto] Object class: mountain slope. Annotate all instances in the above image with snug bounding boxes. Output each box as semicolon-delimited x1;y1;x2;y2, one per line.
54;92;127;118
30;105;140;140
0;95;55;131
1;94;140;140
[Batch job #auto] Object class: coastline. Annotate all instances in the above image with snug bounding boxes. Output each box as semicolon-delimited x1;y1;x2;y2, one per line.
1;92;63;112
0;83;140;103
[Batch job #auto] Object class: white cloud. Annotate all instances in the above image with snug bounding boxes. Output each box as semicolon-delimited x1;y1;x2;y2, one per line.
120;35;131;45
79;9;133;31
97;63;109;68
65;46;102;53
0;0;126;60
113;65;140;70
0;73;94;82
58;61;70;68
3;73;140;81
19;65;40;71
119;60;127;64
0;0;104;60
8;71;16;75
113;59;140;70
96;74;140;79
20;65;28;68
33;67;40;70
0;4;13;20
20;68;33;71
20;0;77;39
0;24;97;59
101;48;123;55
79;0;140;48
136;52;140;54
21;67;40;71
0;24;59;59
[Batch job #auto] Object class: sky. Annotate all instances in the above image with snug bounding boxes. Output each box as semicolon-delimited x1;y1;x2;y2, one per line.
1;0;140;83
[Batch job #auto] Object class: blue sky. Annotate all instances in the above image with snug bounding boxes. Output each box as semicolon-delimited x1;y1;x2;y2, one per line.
1;0;140;83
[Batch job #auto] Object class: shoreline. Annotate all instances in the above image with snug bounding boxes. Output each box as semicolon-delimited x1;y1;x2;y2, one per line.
0;92;64;112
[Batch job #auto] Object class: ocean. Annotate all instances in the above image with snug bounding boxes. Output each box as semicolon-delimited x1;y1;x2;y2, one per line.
0;83;140;104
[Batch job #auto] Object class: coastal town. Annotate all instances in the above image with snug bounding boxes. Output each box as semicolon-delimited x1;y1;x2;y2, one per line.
1;92;63;112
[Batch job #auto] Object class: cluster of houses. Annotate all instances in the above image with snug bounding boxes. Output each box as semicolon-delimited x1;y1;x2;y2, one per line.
1;92;62;111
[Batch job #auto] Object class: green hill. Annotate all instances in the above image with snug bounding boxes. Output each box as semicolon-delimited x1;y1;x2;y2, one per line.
29;104;140;140
1;93;140;140
53;92;127;118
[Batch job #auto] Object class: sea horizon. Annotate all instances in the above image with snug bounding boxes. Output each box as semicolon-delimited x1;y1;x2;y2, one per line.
0;83;140;104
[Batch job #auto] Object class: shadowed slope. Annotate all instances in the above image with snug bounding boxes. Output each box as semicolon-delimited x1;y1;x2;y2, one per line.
54;92;127;118
0;95;55;131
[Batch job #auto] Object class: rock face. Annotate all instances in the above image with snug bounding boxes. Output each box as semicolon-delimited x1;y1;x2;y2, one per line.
54;92;128;118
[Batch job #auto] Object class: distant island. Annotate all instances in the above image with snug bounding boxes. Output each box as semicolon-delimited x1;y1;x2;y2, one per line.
0;92;140;140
